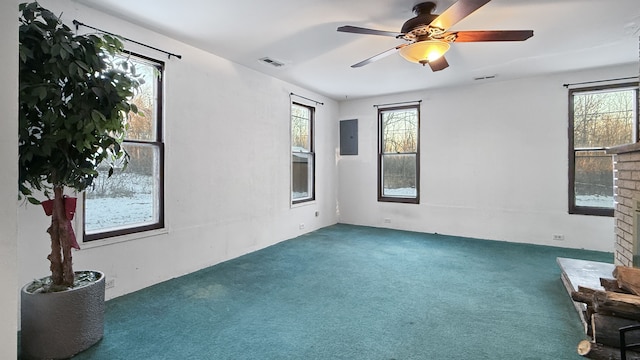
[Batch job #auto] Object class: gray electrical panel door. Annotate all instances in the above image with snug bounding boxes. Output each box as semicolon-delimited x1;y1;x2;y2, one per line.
340;119;358;155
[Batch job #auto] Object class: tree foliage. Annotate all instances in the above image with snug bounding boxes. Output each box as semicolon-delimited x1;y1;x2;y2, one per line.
573;90;634;149
19;1;141;201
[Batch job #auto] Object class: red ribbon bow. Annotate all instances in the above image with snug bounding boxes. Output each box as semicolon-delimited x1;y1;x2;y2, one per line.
41;196;80;250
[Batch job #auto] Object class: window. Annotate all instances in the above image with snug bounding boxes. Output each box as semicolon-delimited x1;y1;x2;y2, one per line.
291;103;315;204
569;83;638;216
84;53;164;240
378;105;420;203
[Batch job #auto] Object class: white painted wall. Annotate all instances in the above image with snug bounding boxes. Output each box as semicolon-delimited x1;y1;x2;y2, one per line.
17;0;339;303
337;64;638;252
0;1;19;357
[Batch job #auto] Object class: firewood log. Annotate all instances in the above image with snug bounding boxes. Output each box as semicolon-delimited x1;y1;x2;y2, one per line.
601;277;629;293
592;313;640;348
593;291;640;321
614;266;640;296
577;340;640;359
573;286;597;306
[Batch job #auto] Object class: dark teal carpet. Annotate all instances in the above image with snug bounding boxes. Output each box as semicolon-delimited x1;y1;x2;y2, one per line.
72;224;611;359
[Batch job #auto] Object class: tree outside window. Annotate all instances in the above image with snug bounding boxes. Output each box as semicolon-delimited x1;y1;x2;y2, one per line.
569;84;638;216
378;105;420;203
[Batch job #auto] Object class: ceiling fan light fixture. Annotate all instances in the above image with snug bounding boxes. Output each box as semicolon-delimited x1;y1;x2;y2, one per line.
399;40;450;65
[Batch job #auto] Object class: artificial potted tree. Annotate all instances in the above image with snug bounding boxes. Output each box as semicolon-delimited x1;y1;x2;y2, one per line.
18;2;140;359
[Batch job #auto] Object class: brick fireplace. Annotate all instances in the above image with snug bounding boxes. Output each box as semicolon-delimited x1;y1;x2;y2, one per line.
607;143;640;266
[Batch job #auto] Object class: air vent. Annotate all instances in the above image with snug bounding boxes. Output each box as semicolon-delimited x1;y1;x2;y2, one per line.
473;75;497;81
259;57;285;68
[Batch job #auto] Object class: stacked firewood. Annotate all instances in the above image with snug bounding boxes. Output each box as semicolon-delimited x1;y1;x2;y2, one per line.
572;266;640;359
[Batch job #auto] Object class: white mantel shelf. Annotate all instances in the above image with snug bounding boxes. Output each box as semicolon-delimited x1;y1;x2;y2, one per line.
606;142;640;155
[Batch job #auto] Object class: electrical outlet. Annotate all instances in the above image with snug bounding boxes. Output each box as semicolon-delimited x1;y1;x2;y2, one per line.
552;234;565;241
315;211;319;217
105;278;115;289
299;223;305;230
384;218;391;224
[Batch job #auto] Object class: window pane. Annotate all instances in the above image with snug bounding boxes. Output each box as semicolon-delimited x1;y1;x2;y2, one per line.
382;109;418;153
574;150;613;208
382;154;417;198
292;104;311;151
292;153;313;201
85;143;161;233
291;103;314;204
126;61;158;141
573;89;635;148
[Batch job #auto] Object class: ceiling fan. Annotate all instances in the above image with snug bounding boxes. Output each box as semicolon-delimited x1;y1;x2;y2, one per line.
337;0;533;71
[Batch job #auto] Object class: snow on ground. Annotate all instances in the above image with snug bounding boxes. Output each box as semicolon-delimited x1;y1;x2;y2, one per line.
384;188;417;197
84;172;155;232
84;193;154;232
576;195;613;208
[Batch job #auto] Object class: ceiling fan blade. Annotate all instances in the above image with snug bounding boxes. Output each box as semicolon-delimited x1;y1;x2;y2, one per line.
337;25;404;38
451;30;534;42
429;0;491;31
428;56;449;72
351;44;408;68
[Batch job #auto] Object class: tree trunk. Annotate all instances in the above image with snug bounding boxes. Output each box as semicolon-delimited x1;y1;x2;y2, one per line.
47;186;74;287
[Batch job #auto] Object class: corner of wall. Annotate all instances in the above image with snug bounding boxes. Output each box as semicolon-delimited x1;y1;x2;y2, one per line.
1;1;20;358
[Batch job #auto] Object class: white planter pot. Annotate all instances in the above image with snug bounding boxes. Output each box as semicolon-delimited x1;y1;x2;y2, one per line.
20;271;106;360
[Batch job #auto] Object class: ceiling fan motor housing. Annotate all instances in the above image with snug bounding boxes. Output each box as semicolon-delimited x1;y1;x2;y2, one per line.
400;2;439;35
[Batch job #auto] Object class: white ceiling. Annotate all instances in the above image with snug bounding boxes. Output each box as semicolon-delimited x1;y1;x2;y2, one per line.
75;0;640;101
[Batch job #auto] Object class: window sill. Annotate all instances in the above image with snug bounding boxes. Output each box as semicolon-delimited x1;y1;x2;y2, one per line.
378;197;420;204
569;207;614;217
291;199;316;209
80;227;169;249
